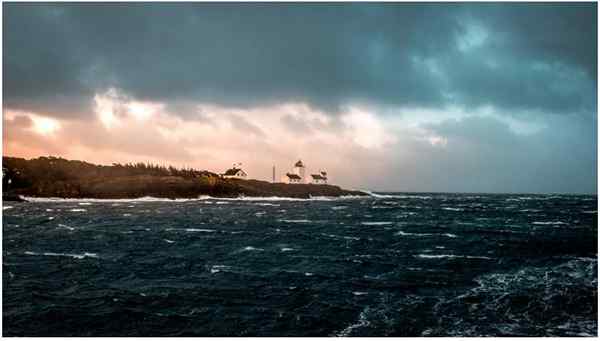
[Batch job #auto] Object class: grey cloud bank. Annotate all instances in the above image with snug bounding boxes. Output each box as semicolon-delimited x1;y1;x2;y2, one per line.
3;2;597;193
4;3;596;115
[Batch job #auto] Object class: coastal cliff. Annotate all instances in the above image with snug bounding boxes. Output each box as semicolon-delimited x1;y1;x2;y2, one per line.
2;156;367;200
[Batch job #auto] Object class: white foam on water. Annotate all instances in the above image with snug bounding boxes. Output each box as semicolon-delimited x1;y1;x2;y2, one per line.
255;203;280;206
532;221;567;225
279;219;311;223
280;247;295;252
336;306;372;336
215;201;229;205
78;202;92;206
185;228;215;232
442;207;464;211
24;251;99;259
353;291;368;296
164;239;175;243
123;213;132;217
3;206;13;210
331;206;347;210
210;194;366;202
359;190;432;200
242;246;264;252
304;272;313;276
210;265;232;274
58;224;75;231
582;210;597;214
23;196;210;203
322;233;360;241
415;254;492;260
361;221;393;226
45;208;54;212
70;208;87;212
396;231;457;238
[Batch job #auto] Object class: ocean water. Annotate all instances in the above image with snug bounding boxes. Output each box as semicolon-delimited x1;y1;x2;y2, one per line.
3;193;597;336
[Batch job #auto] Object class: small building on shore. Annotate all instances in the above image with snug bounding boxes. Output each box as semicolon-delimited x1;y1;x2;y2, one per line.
280;159;306;184
310;171;328;184
222;164;247;179
282;172;302;184
293;160;305;180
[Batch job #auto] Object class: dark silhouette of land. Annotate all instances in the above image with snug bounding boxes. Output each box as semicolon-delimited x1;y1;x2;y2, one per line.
2;156;366;200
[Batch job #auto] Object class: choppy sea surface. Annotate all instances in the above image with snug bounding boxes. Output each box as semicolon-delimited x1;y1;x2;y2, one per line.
3;193;598;336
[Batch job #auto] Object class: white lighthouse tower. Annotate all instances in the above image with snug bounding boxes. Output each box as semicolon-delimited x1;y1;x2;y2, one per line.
293;160;306;182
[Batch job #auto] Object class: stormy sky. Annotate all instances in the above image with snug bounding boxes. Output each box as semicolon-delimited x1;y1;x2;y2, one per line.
3;2;597;193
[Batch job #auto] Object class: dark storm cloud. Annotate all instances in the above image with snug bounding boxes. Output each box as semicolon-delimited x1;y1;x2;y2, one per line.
382;113;597;194
3;3;597;117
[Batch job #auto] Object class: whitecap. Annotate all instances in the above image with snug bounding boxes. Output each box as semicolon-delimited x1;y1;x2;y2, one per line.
3;206;13;210
353;291;368;296
331;206;347;210
359;190;432;200
281;247;295;252
304;272;314;276
164;239;175;243
209;195;364;202
78;202;92;206
442;207;463;211
279;219;311;223
23;196;210;203
58;224;75;231
322;233;360;241
210;265;231;274
122;213;132;217
532;221;567;225
361;221;393;226
242;246;264;252
24;251;98;259
185;228;215;232
336;307;371;336
395;231;457;238
415;254;492;260
70;208;87;212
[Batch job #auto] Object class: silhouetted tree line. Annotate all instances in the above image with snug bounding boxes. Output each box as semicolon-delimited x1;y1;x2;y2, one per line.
3;156;219;190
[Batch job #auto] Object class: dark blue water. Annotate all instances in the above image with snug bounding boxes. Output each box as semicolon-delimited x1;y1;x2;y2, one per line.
3;193;597;336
